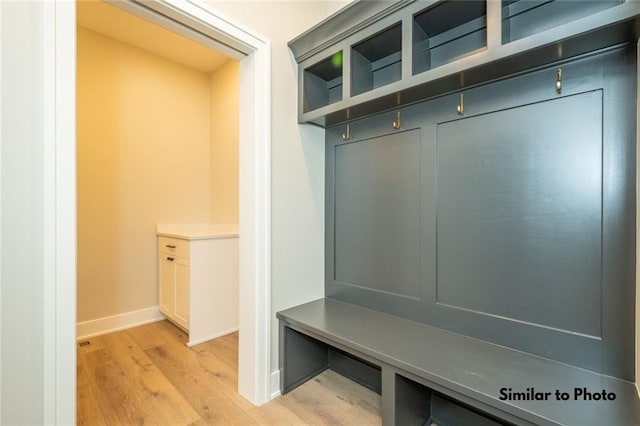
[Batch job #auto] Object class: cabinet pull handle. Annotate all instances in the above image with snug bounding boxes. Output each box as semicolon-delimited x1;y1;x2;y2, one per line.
167;257;174;261
392;111;401;129
165;244;176;249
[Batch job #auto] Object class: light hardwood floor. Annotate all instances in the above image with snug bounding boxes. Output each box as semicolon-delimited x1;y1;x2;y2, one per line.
77;320;382;425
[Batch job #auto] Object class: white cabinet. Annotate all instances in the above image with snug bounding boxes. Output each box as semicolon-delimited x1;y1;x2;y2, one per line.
157;225;238;347
158;248;190;330
173;257;190;328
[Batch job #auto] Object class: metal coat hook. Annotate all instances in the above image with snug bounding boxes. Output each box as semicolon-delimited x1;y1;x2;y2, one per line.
342;124;350;141
393;111;401;129
457;93;464;115
556;68;562;93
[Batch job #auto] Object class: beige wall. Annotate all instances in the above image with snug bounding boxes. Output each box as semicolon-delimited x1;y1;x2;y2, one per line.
205;1;351;382
77;28;237;322
210;60;240;224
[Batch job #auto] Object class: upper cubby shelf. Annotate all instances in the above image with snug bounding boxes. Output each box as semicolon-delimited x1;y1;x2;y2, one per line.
351;23;402;96
289;0;640;127
303;51;343;112
413;1;487;75
502;0;621;43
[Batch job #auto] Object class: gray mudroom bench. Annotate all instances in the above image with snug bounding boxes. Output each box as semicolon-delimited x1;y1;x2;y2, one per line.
280;0;640;424
278;298;640;425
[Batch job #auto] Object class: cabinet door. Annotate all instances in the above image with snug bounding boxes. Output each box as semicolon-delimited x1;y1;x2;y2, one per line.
174;257;190;329
159;253;175;316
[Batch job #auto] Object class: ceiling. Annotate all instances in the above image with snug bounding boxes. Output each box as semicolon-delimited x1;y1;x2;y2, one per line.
77;0;231;73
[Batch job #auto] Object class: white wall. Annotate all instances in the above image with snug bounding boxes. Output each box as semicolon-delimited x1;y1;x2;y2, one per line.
205;0;350;392
1;1;45;423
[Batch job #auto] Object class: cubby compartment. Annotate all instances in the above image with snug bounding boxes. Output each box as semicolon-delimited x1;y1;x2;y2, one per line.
351;23;402;96
395;374;503;426
303;51;343;112
412;1;487;76
281;326;382;395
502;0;621;44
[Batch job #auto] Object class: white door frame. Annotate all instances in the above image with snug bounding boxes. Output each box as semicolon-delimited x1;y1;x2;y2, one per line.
46;1;271;422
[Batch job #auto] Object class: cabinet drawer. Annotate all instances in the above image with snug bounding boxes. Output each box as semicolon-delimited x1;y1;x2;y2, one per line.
158;236;190;258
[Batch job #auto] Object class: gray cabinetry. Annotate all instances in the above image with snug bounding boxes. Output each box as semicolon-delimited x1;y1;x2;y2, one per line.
282;0;640;423
303;50;343;112
326;47;636;380
278;299;640;426
351;23;403;96
290;0;640;126
412;0;487;74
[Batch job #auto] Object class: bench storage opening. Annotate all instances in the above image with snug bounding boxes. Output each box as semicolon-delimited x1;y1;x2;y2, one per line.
281;326;381;395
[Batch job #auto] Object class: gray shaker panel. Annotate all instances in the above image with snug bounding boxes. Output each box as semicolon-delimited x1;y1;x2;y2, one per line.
436;91;603;337
326;47;635;379
333;129;422;299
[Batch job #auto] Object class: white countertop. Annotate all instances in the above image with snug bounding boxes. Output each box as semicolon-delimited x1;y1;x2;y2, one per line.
156;223;239;240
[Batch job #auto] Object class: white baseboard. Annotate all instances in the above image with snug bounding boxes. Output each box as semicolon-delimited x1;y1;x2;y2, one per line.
77;306;165;340
186;327;239;347
270;370;281;399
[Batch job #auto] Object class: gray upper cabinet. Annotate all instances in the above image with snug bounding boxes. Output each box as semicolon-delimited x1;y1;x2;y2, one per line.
289;0;640;127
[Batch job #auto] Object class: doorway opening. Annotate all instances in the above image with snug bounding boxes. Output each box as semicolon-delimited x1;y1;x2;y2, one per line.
75;0;241;346
48;1;271;419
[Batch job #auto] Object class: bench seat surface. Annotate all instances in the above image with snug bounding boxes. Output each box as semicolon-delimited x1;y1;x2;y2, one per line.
277;298;640;425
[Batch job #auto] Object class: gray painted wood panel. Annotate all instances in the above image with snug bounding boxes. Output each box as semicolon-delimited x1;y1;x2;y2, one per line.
326;46;636;379
334;129;421;299
436;91;603;338
293;0;640;125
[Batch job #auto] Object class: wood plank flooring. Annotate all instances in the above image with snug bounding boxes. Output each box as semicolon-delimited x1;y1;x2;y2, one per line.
77;320;382;425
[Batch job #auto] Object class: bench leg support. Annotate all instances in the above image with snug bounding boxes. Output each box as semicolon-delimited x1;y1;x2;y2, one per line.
381;366;396;426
